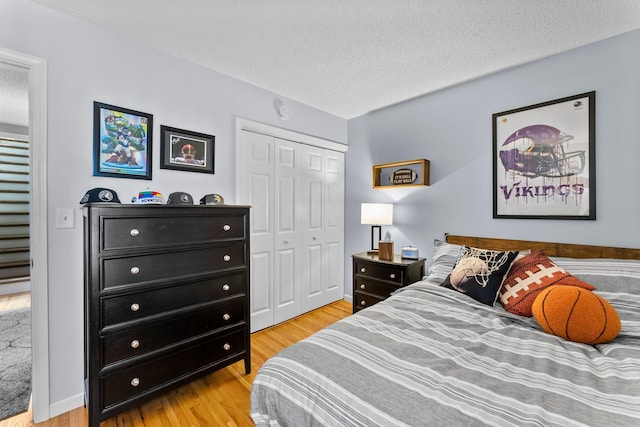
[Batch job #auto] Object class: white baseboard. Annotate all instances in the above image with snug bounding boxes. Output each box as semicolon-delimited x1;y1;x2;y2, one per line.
49;393;84;419
343;294;352;303
0;280;30;295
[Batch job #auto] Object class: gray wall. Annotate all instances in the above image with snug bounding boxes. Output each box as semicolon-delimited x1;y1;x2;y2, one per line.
1;0;347;415
345;28;640;297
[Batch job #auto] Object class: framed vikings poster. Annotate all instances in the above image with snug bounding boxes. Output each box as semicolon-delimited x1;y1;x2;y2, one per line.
159;125;215;174
93;102;153;180
492;91;595;220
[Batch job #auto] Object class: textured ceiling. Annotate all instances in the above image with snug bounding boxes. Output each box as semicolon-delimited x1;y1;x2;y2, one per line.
8;1;640;120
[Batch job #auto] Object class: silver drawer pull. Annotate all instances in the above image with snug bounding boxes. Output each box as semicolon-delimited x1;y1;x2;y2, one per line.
360;300;366;306
130;378;140;387
130;340;140;349
223;343;231;351
130;266;140;275
222;284;230;291
223;313;231;321
389;273;396;279
130;303;140;312
223;224;231;232
130;228;139;237
360;284;366;290
360;267;366;273
223;255;231;262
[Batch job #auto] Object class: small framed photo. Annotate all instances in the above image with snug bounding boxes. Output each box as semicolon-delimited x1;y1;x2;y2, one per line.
160;126;214;174
93;102;153;180
492;91;595;220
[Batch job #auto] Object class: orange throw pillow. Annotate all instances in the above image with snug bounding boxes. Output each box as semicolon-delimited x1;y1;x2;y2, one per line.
499;250;595;316
531;285;621;345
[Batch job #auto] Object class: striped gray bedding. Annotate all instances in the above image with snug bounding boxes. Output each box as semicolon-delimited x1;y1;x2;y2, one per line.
250;278;640;426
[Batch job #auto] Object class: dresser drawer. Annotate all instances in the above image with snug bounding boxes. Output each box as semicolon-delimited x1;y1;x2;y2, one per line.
101;328;246;409
101;214;246;252
354;278;398;299
354;260;404;284
102;244;246;290
354;291;386;311
102;298;246;366
102;273;244;327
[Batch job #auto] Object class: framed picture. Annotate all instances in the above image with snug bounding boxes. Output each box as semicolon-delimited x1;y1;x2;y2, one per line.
93;102;153;180
160;125;214;174
492;91;595;220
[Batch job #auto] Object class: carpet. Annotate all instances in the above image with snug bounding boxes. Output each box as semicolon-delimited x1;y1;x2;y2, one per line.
0;307;31;421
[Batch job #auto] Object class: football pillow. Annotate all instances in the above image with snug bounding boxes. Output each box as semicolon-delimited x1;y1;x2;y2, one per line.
499;250;595;316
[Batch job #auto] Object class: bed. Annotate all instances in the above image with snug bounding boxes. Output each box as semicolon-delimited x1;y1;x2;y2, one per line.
250;235;640;426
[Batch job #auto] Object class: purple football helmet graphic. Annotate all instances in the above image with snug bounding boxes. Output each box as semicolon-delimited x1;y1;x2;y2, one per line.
499;124;585;178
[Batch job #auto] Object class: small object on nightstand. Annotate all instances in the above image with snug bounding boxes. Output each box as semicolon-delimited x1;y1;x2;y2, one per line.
378;241;394;260
401;246;419;259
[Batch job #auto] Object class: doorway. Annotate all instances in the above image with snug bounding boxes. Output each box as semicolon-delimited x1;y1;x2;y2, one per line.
0;47;49;423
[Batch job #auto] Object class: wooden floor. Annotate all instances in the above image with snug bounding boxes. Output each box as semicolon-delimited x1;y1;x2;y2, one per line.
0;298;352;427
0;291;30;311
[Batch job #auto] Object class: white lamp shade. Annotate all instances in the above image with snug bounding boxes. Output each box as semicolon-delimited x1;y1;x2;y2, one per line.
361;203;393;225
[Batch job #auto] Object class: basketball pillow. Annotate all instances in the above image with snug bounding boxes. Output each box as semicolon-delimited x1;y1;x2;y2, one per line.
441;246;519;306
531;285;621;345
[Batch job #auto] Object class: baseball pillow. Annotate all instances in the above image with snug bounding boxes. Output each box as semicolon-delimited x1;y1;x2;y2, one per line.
499;250;596;316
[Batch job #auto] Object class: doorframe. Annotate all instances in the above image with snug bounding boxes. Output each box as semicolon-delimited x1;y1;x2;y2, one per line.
0;47;49;423
235;118;348;155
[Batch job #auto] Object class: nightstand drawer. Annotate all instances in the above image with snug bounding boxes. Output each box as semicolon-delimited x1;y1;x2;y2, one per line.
354;278;398;299
354;260;403;284
352;252;426;314
354;291;386;311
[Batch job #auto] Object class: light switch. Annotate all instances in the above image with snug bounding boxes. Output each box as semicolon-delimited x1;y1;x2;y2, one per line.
56;207;74;229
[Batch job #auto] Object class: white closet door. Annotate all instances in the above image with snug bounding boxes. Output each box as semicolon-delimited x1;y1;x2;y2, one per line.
273;138;302;324
237;131;275;332
323;150;345;304
238;124;345;331
300;145;326;313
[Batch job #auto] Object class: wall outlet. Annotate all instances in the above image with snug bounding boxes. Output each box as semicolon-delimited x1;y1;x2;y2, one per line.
56;207;74;229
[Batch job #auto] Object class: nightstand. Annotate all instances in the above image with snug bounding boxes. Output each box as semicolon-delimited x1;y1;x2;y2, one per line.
352;252;426;313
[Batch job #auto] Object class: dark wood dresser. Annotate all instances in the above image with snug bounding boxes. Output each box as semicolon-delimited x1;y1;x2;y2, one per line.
83;204;250;426
352;252;425;313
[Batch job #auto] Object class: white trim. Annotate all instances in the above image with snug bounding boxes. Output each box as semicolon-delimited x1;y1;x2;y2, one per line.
235;117;348;153
0;280;30;296
0;130;29;140
48;393;84;419
0;47;50;423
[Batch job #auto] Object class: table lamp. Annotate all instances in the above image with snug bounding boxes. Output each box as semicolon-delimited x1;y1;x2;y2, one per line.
361;203;393;254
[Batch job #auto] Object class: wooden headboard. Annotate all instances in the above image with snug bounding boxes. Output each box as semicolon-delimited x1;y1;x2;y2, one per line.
445;234;640;260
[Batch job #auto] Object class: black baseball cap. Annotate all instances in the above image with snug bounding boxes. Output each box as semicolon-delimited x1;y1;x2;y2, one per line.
79;188;121;204
166;192;194;205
